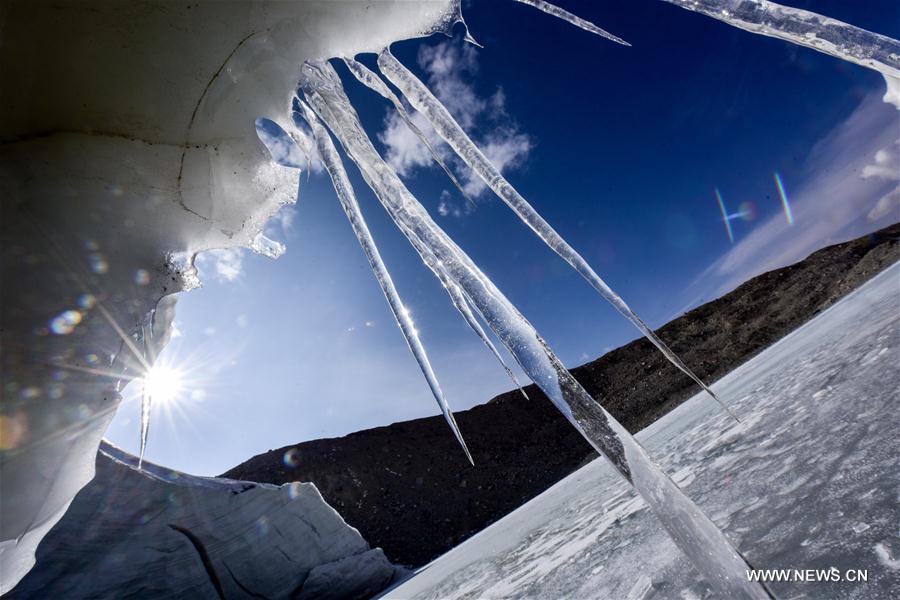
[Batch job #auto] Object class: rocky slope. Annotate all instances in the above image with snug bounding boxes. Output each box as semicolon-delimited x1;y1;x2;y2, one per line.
224;224;900;569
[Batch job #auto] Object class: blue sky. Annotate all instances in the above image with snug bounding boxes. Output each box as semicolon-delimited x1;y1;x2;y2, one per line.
107;0;900;475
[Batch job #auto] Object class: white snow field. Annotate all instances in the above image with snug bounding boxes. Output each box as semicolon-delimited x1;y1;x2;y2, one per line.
386;263;900;600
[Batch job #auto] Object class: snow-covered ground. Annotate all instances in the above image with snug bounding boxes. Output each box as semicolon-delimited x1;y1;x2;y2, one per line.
386;262;900;600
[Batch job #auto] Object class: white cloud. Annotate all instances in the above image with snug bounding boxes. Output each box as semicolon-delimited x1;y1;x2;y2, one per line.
379;110;438;176
861;143;899;181
682;90;900;309
868;188;900;221
861;141;900;222
255;118;307;169
262;203;298;247
276;205;297;231
418;42;485;129
378;39;533;203
462;129;533;197
436;189;472;218
197;248;244;282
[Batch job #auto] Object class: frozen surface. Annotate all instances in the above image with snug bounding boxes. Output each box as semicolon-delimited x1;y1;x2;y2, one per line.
7;442;404;599
386;263;900;600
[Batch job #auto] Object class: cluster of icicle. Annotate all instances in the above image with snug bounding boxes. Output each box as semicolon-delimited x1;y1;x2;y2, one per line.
204;0;897;598
275;2;900;598
294;54;775;598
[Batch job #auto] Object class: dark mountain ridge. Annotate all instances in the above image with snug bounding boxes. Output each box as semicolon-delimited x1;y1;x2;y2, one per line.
224;224;900;568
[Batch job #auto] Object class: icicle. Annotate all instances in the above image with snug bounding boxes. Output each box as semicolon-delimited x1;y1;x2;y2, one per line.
514;0;630;46
319;59;524;396
250;232;286;259
341;57;475;208
377;49;738;421
442;274;531;401
294;98;474;466
290;97;319;174
139;382;151;469
138;324;151;469
661;1;900;82
299;60;771;599
411;234;530;400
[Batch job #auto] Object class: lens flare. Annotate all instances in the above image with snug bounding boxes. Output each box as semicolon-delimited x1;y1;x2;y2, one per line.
738;201;757;221
715;188;734;243
774;172;794;225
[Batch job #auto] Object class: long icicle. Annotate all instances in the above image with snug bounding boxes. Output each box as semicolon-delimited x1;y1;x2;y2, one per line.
299;60;771;599
331;59;526;397
341;57;476;208
377;49;739;421
660;0;900;80
294;98;473;465
410;234;531;400
440;273;531;401
515;0;630;46
139;380;151;469
138;323;153;468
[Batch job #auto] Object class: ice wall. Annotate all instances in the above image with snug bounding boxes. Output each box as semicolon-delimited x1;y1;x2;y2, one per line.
0;0;460;592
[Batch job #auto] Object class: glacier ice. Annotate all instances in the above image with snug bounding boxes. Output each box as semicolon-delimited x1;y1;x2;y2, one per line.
515;0;630;46
376;49;740;421
293;98;473;465
299;59;770;599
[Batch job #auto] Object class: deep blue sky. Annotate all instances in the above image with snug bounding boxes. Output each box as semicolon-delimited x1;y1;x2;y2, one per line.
107;0;900;475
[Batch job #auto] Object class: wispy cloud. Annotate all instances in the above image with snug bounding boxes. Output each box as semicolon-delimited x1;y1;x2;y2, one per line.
197;248;244;283
437;189;472;218
378;39;533;207
861;139;900;222
682;90;900;309
380;110;436;176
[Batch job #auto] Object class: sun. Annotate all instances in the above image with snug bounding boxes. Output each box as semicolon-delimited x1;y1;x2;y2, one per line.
142;364;184;405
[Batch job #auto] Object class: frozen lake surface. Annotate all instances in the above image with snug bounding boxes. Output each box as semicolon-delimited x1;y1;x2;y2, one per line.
386;263;900;600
